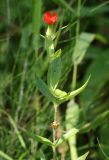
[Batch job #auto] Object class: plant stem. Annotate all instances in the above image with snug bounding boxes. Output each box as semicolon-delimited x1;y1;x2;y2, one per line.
46;26;55;56
72;62;77;90
53;103;58;160
69;135;78;160
71;0;81;160
72;0;81;90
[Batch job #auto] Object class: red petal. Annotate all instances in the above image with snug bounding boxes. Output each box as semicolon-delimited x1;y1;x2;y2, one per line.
43;11;51;24
50;12;57;24
43;11;58;25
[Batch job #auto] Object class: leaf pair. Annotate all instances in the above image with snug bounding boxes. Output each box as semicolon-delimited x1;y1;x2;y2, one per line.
36;73;90;104
24;129;88;160
24;128;78;147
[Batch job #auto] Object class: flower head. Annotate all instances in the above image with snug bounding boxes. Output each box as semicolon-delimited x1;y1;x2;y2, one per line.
43;11;58;25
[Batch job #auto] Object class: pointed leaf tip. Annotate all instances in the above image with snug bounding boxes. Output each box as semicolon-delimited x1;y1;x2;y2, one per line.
54;128;78;147
60;75;91;102
77;152;89;160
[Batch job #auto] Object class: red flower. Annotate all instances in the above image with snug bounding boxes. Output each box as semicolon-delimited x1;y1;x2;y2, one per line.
43;11;58;25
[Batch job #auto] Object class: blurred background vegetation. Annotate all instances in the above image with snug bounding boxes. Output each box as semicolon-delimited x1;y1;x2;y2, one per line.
0;0;109;159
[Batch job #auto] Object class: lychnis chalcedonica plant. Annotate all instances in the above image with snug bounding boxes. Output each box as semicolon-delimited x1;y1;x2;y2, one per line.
36;11;90;160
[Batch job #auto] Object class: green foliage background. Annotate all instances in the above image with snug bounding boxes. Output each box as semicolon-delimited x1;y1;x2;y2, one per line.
0;0;109;159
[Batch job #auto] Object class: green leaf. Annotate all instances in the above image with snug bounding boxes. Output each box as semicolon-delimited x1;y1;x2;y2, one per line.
47;49;62;90
54;128;78;147
36;75;90;105
24;131;53;147
73;32;95;64
34;135;53;146
60;76;90;102
65;101;79;160
36;135;53;146
40;150;46;160
77;152;89;160
0;150;14;160
36;75;58;103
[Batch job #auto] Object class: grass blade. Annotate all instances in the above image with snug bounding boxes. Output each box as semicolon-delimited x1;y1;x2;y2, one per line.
0;109;26;149
0;150;14;160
